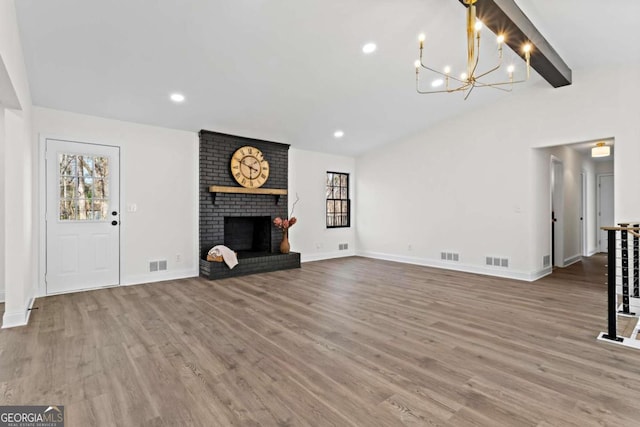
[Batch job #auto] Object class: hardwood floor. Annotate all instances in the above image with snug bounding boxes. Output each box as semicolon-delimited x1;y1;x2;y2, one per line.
1;255;640;426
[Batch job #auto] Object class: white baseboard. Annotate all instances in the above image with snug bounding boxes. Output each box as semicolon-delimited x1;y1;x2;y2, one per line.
356;250;550;282
529;267;553;281
33;268;199;298
0;291;4;303
121;267;198;287
563;254;582;267
301;250;355;263
586;249;598;257
2;297;35;329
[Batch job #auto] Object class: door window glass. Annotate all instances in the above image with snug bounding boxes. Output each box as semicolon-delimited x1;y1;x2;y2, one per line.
58;153;109;220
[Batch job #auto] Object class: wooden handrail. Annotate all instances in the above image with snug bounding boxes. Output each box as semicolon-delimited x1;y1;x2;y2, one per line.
600;226;640;231
601;226;640;238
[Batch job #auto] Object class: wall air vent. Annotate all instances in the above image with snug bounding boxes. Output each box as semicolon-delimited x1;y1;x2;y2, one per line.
486;256;509;268
441;251;460;262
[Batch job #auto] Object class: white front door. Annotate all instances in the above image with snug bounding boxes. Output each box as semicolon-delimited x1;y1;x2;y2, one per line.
598;174;614;253
45;139;120;294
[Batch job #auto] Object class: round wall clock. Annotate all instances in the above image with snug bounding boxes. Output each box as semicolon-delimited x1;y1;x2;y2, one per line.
230;146;270;188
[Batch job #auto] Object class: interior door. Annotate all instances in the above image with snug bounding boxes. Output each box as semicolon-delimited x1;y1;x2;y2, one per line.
598;174;614;253
46;139;120;294
551;159;564;267
580;172;587;256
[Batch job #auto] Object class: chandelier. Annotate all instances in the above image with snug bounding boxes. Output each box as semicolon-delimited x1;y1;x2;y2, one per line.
415;0;532;100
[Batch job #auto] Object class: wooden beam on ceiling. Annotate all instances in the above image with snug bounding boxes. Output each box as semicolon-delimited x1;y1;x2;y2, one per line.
458;0;572;88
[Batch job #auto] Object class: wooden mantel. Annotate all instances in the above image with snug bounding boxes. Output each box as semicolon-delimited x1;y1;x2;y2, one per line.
209;185;287;204
209;185;287;195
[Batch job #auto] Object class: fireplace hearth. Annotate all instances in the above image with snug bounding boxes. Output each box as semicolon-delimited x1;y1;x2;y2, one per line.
200;251;301;280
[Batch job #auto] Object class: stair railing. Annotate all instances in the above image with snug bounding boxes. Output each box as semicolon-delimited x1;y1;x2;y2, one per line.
600;223;640;342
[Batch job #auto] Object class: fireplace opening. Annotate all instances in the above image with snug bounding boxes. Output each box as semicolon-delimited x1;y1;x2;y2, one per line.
224;216;272;254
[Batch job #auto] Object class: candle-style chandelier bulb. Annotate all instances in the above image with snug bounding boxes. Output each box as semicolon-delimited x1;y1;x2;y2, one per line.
415;0;532;100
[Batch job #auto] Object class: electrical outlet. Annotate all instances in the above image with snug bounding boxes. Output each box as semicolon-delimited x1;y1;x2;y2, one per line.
176;254;182;262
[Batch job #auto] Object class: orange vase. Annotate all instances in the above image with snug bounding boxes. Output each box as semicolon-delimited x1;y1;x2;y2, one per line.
280;229;290;254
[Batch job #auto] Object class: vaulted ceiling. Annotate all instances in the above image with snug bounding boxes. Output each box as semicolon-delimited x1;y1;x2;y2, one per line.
15;0;640;155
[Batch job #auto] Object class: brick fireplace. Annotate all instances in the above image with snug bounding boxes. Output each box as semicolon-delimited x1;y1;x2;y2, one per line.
199;130;300;279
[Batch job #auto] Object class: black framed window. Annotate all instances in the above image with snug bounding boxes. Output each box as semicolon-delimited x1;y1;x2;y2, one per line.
326;171;350;228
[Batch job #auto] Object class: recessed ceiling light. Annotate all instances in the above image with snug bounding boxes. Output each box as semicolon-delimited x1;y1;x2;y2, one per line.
334;130;344;138
170;93;185;103
362;43;377;54
431;79;444;88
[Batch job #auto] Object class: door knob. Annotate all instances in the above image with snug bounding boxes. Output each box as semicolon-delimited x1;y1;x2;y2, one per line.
111;220;118;226
112;211;118;216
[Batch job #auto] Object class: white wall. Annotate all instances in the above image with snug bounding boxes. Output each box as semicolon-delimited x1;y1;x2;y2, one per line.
33;107;199;289
288;148;356;262
596;160;614;175
1;0;35;327
0;107;4;302
357;64;640;281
